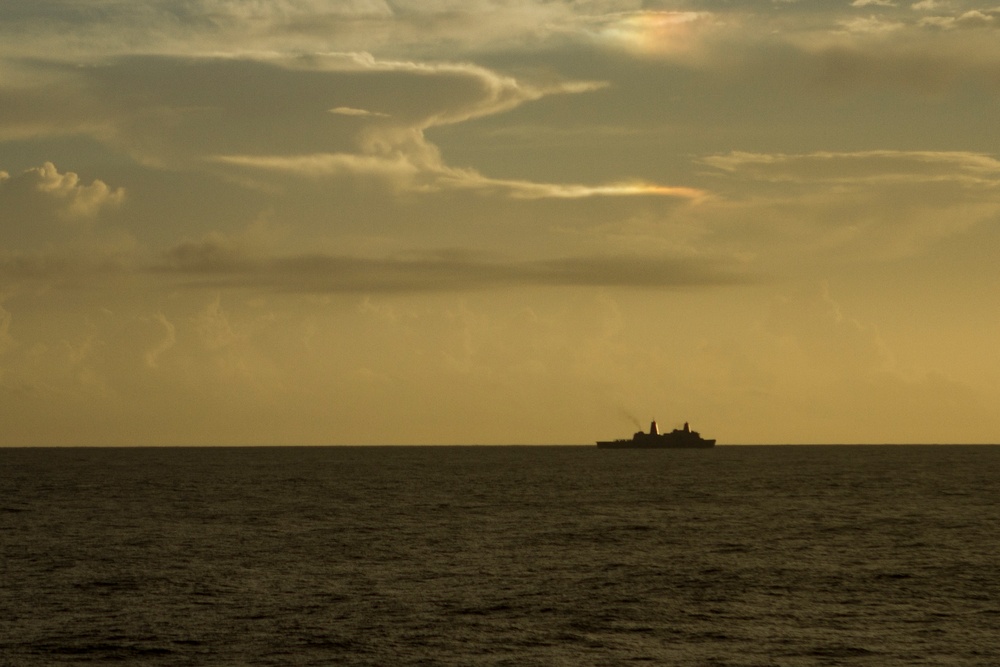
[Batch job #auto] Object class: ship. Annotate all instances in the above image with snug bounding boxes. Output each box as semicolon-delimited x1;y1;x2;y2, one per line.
597;420;716;448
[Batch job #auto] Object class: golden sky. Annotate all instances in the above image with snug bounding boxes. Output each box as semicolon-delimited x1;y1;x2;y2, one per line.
2;1;1000;444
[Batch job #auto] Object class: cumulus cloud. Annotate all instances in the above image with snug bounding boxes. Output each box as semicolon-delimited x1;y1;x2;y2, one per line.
195;295;241;352
28;162;125;217
0;162;124;220
0;300;14;357
144;312;176;369
0;163;127;253
767;282;891;375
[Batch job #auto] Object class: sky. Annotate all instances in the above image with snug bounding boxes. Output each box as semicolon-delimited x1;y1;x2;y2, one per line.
2;0;1000;445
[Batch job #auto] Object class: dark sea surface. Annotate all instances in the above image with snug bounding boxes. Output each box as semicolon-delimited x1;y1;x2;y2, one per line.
2;445;999;666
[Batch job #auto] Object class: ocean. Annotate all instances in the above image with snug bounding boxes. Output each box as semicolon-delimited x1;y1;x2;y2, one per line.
2;445;998;666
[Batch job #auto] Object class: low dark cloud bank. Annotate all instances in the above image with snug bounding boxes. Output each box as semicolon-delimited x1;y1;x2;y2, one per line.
156;240;753;293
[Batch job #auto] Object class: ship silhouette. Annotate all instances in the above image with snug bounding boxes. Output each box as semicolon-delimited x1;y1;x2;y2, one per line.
597;420;715;448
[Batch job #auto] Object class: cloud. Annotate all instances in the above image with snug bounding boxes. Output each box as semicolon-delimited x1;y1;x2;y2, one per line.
155;238;751;293
27;162;125;217
329;106;390;117
0;1;596;61
700;150;1000;185
694;150;1000;260
0;64;111;142
212;152;421;182
767;282;891;375
144;312;176;369
6;11;1000;195
0;300;14;357
569;5;999;98
0;162;127;253
578;11;720;59
214;151;707;200
180;51;709;200
195;294;241;352
919;10;996;29
274;51;608;125
8;52;624;199
0;162;124;220
3;52;597;158
0;251;135;297
487;180;707;201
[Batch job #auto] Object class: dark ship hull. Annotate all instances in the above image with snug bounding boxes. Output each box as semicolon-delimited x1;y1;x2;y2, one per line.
597;421;715;448
596;437;715;449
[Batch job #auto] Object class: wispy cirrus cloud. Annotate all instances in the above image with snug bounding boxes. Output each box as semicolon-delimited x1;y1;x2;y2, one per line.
0;1;626;61
918;9;996;29
213;151;707;200
329;106;390;118
696;149;1000;260
1;52;612;190
194;52;705;200
211;152;421;182
700;150;1000;184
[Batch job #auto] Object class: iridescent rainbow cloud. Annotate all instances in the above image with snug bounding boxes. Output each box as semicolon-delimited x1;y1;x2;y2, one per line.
595;11;708;56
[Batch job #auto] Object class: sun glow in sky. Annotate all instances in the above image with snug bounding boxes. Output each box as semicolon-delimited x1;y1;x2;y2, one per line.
2;1;1000;445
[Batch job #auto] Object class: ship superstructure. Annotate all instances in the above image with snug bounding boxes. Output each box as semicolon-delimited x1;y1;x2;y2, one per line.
597;420;715;448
